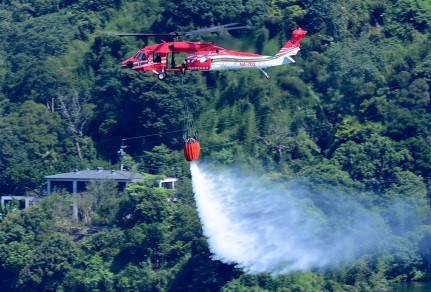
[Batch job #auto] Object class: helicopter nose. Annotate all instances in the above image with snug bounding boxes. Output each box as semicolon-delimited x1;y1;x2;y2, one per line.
121;61;134;69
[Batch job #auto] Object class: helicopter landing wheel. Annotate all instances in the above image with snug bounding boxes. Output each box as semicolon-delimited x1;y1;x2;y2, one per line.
157;72;166;80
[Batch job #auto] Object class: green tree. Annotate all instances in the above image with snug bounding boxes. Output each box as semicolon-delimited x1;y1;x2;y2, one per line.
400;137;431;178
0;199;19;222
116;262;169;291
124;176;174;225
159;0;247;29
395;0;431;32
63;254;115;291
17;233;81;291
332;134;412;191
0;101;66;194
76;180;124;225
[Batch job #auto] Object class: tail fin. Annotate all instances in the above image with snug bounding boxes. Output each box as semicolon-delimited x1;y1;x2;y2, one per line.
276;28;307;61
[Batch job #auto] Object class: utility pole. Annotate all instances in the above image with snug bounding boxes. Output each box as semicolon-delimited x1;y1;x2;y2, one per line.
118;140;127;171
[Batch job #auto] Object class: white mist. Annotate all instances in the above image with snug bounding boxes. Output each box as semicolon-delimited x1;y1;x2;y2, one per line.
190;162;407;274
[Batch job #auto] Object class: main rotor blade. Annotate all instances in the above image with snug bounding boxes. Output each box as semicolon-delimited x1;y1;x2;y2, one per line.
184;23;253;36
222;25;254;32
184;23;239;34
107;23;253;38
111;32;184;37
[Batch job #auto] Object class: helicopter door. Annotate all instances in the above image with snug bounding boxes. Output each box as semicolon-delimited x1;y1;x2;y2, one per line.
153;52;162;63
168;52;177;68
167;52;188;69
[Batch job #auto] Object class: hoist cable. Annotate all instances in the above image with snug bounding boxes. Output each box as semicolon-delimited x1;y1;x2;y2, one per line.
181;75;198;141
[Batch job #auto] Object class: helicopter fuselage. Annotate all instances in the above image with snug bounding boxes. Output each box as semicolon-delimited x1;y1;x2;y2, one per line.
121;28;306;80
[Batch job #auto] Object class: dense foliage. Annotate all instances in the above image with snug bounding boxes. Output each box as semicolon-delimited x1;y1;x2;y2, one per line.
0;0;430;290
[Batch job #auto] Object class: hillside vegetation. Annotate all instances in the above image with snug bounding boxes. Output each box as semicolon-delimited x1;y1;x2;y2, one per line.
0;0;430;290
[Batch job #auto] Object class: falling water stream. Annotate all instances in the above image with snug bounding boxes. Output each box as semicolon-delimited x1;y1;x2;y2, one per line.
190;162;426;274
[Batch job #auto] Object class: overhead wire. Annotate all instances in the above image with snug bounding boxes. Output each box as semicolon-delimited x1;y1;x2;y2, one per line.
121;110;272;148
118;63;431;182
119;81;430;145
121;66;431;145
122;129;184;142
120;100;429;153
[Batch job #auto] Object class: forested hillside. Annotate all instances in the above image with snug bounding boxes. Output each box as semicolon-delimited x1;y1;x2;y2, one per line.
0;0;430;291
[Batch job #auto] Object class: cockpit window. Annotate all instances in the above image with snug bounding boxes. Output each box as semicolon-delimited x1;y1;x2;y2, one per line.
137;53;146;61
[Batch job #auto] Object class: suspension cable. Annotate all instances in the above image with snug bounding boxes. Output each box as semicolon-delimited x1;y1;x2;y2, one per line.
181;76;198;142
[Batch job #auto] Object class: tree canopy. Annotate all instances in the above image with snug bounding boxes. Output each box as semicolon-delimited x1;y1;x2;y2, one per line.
0;0;430;290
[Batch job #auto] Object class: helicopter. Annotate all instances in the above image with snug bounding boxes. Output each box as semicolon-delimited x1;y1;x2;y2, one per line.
115;23;307;80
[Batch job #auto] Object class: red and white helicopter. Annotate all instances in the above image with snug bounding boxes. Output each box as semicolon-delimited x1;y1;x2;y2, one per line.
116;23;307;80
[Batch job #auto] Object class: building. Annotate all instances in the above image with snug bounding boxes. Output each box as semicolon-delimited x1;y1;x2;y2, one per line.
45;167;143;195
45;168;143;218
159;177;179;190
1;196;37;209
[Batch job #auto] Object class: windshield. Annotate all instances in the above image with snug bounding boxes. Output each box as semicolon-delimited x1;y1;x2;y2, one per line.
137;53;146;60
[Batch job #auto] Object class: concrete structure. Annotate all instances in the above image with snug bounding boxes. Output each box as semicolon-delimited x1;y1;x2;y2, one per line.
1;196;37;209
45;168;143;219
159;177;178;190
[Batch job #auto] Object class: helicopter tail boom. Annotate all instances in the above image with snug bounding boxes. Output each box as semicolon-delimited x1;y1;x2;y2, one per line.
276;28;307;58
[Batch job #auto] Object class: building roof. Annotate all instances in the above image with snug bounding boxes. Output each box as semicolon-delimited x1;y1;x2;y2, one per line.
45;168;143;182
159;177;179;182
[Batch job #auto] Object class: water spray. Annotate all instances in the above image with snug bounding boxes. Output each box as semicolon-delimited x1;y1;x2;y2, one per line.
190;162;427;274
